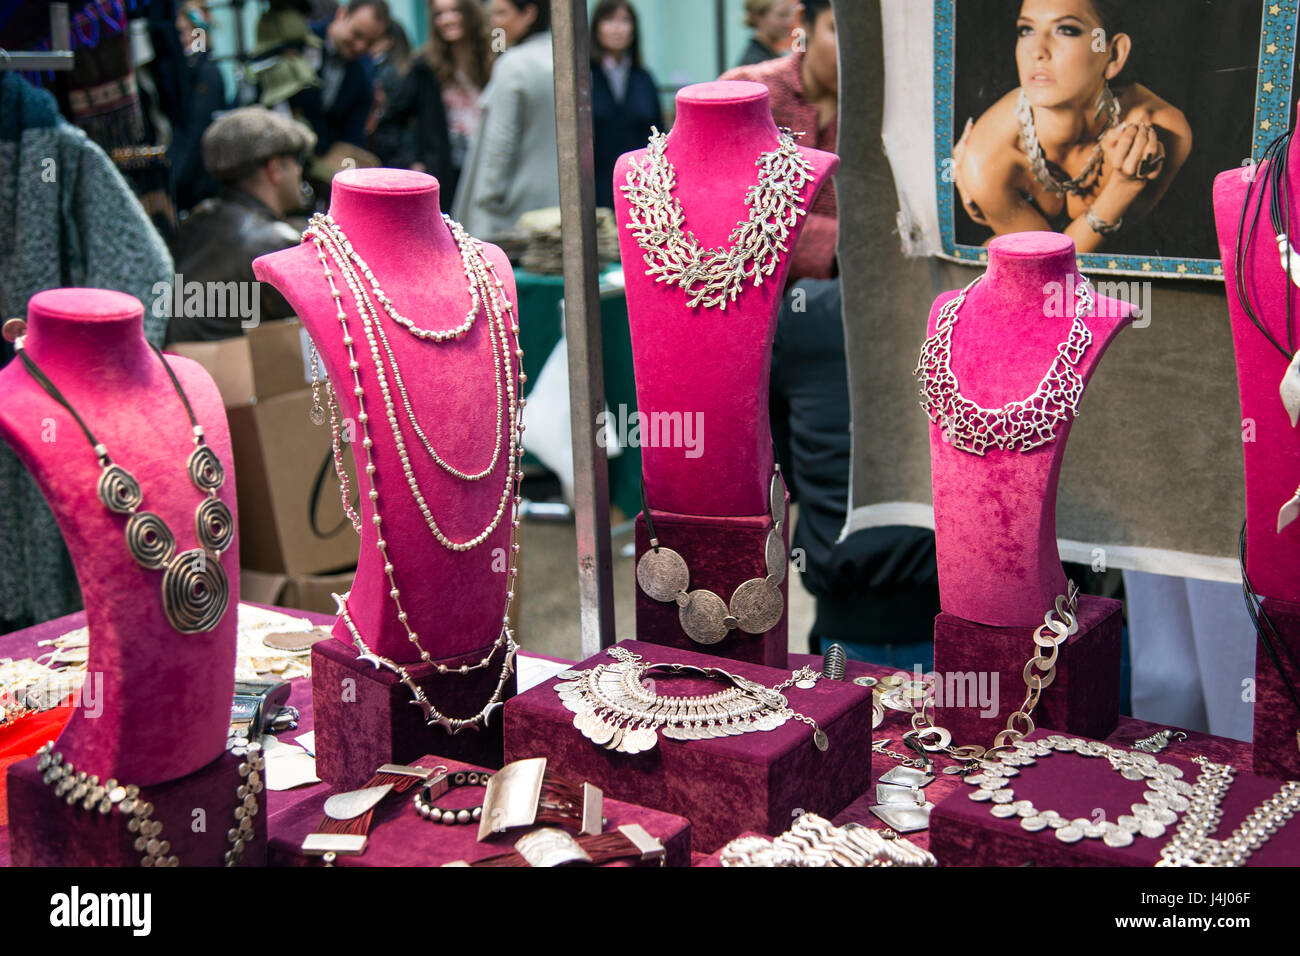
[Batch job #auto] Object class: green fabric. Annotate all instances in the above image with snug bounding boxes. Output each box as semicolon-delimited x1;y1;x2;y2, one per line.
0;74;174;629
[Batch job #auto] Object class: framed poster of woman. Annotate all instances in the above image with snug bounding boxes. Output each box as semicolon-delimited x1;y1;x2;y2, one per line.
938;0;1296;278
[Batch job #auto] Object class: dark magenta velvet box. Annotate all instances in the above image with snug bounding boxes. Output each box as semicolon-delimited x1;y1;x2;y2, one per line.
1253;597;1300;781
930;731;1300;866
311;637;516;790
502;640;874;851
267;755;691;866
932;594;1121;746
634;505;789;669
7;748;267;867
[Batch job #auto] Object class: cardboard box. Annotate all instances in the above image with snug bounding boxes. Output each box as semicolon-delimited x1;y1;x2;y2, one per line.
239;569;289;606
166;319;315;407
228;388;360;575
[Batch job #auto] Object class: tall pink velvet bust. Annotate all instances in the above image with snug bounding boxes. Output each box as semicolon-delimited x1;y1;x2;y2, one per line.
613;81;838;516
1213;115;1300;604
926;233;1134;627
253;169;519;664
0;289;238;785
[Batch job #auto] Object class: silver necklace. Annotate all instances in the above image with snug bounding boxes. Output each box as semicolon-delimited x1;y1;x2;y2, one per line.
35;731;263;866
299;214;523;727
555;645;828;755
914;274;1095;455
1017;85;1121;197
1157;756;1300;866
967;735;1192;848
621;126;815;310
635;465;787;644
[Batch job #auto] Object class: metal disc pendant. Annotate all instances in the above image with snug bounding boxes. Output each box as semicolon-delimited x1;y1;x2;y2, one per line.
636;547;689;602
813;729;829;751
125;512;177;569
98;464;143;514
195;497;234;552
187;445;225;493
309;403;327;426
769;470;786;522
678;589;730;644
1280;345;1300;428
764;527;786;584
161;548;229;633
731;579;783;634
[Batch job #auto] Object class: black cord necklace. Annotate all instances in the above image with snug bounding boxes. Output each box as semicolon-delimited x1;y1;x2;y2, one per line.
1239;522;1300;736
1235;126;1297;361
15;338;233;633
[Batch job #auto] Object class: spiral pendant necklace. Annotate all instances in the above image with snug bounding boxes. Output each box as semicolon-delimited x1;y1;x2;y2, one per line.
14;340;232;633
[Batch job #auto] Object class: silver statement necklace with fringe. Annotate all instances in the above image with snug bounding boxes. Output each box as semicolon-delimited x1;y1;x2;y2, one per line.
620;126;815;310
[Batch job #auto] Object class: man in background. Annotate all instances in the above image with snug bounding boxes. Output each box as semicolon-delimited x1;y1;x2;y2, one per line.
721;0;838;282
166;108;314;343
296;0;391;154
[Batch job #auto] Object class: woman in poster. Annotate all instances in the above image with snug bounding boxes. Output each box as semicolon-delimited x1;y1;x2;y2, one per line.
952;0;1192;251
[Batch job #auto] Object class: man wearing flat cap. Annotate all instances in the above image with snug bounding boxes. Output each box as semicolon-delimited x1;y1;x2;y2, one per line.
166;107;315;343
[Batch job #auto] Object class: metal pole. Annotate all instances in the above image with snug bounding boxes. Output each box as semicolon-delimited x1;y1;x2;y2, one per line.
550;0;617;655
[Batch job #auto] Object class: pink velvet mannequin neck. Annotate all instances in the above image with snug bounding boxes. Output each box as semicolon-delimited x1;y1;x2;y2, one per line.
0;288;237;785
927;233;1134;626
252;168;518;663
613;81;839;516
1213;110;1300;603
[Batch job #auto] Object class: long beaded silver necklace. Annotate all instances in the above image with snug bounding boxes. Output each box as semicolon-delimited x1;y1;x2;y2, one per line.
914;273;1095;455
300;213;524;732
620;126;815;310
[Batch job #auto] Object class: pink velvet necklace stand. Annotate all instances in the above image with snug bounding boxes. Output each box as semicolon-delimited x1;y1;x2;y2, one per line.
1214;112;1300;780
1;289;261;867
502;640;876;852
615;81;838;669
253;170;519;789
927;234;1132;747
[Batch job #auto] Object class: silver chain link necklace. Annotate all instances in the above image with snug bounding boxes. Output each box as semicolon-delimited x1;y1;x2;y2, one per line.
914;274;1095;456
1017;85;1121;197
621;126;815;310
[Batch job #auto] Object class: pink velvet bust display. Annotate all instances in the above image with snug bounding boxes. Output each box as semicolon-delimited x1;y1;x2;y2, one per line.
0;289;238;785
1213;118;1300;604
253;169;518;663
613;81;838;516
926;233;1134;627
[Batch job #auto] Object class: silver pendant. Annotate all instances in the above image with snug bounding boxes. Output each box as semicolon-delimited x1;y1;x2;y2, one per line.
1279;488;1300;532
678;589;730;644
1280;348;1300;427
160;549;230;633
323;783;394;821
730;579;783;634
636;546;690;602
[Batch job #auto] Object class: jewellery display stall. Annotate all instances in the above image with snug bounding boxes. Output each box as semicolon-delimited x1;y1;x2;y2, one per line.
502;640;874;851
253;169;523;787
0;289;260;865
614;82;838;668
916;233;1133;747
1213;106;1300;780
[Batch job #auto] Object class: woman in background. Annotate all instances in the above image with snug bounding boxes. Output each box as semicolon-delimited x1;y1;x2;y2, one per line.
411;0;495;206
737;0;795;67
590;0;662;210
453;0;557;237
